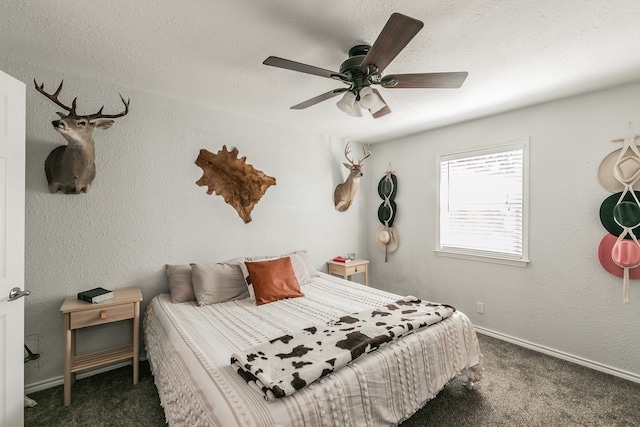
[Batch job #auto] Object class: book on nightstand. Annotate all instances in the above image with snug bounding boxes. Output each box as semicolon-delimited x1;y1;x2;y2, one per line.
332;256;351;263
78;287;114;304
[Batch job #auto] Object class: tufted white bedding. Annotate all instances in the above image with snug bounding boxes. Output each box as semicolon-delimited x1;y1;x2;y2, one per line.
144;272;483;426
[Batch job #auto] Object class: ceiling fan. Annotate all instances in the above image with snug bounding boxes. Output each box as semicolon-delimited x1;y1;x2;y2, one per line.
263;12;468;118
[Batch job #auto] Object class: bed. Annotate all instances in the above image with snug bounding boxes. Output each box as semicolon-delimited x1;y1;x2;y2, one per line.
144;255;483;426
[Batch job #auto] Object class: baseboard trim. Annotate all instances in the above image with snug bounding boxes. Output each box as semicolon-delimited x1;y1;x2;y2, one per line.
25;356;148;395
475;326;640;384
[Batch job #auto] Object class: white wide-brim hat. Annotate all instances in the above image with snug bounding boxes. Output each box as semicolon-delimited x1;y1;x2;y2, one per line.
375;226;399;253
598;148;640;192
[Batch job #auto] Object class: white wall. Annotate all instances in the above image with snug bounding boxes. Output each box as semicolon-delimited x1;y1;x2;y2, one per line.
364;81;640;380
2;59;370;390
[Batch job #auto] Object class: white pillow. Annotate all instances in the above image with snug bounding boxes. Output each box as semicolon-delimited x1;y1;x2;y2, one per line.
293;249;319;278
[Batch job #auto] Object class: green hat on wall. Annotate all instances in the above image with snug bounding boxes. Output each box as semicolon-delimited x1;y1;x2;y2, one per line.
378;200;397;227
377;173;397;199
613;201;640;228
378;172;397;227
599;191;640;238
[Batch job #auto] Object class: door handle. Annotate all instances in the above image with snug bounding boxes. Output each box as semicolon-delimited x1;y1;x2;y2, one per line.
9;287;30;301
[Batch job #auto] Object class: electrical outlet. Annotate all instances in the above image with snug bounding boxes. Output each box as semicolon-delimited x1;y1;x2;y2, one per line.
476;302;484;314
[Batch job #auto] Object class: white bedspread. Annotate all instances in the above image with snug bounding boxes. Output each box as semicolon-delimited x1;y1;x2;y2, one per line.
144;272;483;426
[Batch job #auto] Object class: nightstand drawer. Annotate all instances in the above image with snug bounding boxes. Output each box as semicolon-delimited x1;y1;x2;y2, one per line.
344;264;364;275
70;304;134;329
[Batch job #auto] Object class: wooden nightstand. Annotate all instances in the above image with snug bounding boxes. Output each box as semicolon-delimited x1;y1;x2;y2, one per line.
327;259;369;286
59;287;142;406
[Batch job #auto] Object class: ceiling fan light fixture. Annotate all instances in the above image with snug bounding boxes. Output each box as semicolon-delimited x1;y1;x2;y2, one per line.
347;101;363;117
358;87;378;109
359;87;386;114
337;91;360;116
368;97;386;114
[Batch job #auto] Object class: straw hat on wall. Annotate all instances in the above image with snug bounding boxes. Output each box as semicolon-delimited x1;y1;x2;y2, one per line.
375;226;399;253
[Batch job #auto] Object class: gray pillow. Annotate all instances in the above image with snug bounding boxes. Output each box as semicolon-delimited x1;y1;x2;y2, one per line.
165;264;196;303
191;262;250;305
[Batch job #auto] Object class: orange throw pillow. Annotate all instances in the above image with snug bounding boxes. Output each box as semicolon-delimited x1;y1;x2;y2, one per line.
245;257;304;305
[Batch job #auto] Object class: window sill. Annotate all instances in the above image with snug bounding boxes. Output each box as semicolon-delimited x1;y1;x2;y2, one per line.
434;249;529;267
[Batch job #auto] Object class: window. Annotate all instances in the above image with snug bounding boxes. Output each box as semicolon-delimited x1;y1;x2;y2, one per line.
436;140;529;266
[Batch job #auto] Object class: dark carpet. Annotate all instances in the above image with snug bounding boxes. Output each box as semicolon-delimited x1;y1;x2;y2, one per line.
24;333;640;426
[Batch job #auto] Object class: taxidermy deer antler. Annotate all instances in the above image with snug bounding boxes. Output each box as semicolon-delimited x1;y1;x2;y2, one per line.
334;142;371;211
34;79;129;194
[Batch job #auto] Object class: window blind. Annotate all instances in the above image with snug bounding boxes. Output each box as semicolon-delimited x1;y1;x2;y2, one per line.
438;143;527;262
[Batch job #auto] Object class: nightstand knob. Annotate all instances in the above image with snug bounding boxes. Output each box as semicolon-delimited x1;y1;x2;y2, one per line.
100;310;107;319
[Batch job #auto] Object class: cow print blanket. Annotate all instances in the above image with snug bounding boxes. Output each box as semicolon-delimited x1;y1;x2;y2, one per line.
231;296;456;400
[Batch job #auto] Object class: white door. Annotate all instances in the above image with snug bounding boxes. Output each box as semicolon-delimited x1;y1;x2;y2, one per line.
0;70;26;427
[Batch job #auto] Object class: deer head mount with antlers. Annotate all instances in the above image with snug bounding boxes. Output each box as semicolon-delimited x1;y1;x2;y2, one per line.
333;142;371;212
34;79;129;194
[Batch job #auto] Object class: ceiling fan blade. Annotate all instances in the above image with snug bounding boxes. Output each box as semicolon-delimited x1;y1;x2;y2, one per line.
291;88;348;110
361;13;424;74
384;72;468;89
370;89;392;119
264;56;349;81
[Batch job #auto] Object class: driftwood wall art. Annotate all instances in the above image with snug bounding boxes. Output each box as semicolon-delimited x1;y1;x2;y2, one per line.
34;79;129;194
195;145;276;223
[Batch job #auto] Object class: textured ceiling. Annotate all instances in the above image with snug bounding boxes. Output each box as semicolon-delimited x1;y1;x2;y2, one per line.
2;1;640;143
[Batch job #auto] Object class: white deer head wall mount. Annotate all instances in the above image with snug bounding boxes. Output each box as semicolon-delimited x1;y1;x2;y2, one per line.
333;142;371;212
34;79;129;194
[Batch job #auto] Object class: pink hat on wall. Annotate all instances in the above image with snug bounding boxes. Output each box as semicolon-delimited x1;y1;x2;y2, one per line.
598;233;640;279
